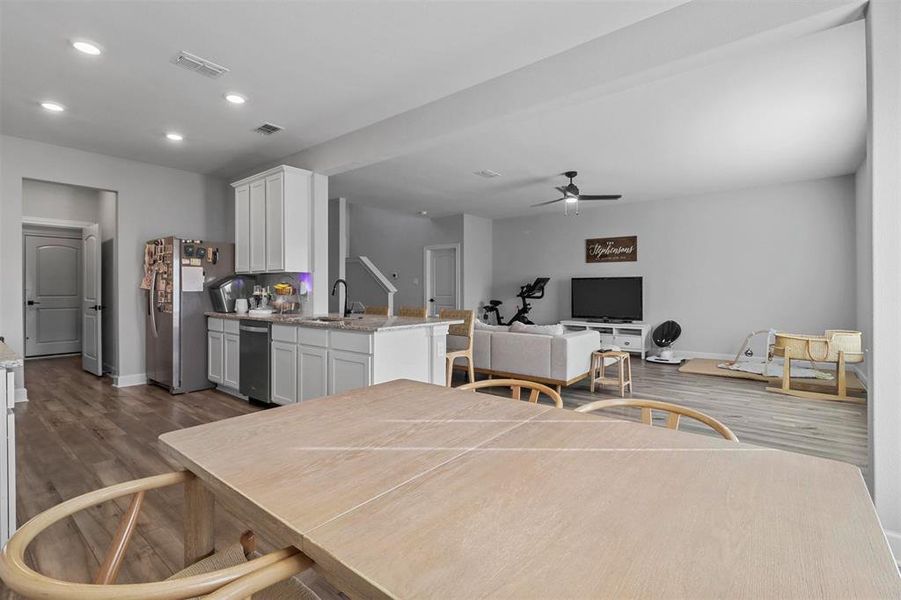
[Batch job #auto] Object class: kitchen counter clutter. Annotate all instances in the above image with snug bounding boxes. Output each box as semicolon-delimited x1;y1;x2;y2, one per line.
206;312;461;404
0;342;24;369
204;311;461;332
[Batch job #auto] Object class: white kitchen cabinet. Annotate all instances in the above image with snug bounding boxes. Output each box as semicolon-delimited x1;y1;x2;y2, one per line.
207;330;224;384
234;184;250;272
298;345;328;400
271;341;298;405
223;333;240;390
232;165;312;274
249;179;266;272
328;350;372;395
265;172;284;271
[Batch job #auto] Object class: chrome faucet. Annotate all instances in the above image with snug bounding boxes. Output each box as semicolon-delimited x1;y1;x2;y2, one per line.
331;278;349;317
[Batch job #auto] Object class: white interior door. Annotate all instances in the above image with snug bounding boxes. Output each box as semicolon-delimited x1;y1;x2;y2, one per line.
425;245;459;317
81;224;103;376
24;233;82;356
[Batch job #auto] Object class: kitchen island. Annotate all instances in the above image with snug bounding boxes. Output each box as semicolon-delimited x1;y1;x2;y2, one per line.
0;341;21;544
205;312;462;403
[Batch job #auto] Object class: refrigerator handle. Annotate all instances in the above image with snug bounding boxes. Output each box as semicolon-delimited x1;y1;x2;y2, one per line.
148;266;158;338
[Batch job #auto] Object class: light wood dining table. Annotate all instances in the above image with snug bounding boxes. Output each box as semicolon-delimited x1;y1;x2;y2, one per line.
159;379;901;599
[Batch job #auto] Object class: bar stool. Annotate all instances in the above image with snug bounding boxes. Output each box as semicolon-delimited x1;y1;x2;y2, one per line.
590;350;632;396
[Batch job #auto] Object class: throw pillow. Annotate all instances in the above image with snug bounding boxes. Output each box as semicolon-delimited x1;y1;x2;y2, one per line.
509;321;565;336
474;320;510;332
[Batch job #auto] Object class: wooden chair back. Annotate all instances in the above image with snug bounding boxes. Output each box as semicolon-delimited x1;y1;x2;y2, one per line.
0;471;300;600
457;378;563;409
364;306;389;315
397;306;428;318
439;308;475;340
575;398;738;441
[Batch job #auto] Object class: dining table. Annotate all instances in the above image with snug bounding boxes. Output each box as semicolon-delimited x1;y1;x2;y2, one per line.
159;379;901;599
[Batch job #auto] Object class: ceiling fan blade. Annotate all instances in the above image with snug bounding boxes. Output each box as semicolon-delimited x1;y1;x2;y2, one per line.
554;186;568;194
579;194;622;201
531;198;566;207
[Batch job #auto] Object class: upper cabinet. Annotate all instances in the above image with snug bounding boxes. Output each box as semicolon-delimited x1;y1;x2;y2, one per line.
232;165;312;274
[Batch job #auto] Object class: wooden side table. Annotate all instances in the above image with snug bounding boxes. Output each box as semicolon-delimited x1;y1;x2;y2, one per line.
590;351;632;397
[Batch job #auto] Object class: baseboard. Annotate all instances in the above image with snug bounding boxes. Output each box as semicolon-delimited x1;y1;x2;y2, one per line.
113;373;147;388
15;387;28;403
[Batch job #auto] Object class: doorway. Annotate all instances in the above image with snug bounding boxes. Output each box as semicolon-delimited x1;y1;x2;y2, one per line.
423;243;461;317
21;179;117;378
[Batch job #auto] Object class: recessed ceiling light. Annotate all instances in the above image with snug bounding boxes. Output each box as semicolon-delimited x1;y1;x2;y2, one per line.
72;40;102;55
474;169;502;178
40;101;65;112
225;93;246;105
166;132;184;142
418;210;429;216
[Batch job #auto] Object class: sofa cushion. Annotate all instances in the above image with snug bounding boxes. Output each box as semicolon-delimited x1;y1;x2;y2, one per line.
509;321;565;336
474;320;509;332
447;334;470;352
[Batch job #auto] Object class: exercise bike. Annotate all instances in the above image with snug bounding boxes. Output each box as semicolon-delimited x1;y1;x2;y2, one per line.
482;277;550;326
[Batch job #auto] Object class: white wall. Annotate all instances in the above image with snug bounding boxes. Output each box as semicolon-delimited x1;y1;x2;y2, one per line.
347;204;463;309
864;0;901;560
0;135;230;390
492;176;857;357
23;179;102;222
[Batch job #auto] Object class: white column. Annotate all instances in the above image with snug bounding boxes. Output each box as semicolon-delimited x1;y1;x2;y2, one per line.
866;0;901;560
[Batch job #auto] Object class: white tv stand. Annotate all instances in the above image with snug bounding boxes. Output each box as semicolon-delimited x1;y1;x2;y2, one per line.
561;320;652;359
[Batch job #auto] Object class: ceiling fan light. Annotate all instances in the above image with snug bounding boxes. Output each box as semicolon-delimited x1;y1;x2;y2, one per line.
565;197;578;204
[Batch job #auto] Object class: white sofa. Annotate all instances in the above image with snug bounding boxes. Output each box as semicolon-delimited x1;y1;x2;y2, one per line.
449;323;601;388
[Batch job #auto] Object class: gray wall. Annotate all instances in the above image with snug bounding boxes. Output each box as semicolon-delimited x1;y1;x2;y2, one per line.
1;135;230;389
462;214;493;311
492;176;857;357
347;204;462;309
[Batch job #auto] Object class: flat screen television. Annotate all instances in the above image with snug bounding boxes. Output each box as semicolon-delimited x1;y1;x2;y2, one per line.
571;277;643;322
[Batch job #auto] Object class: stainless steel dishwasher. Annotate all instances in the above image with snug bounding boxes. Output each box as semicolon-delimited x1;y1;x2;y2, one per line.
239;321;271;403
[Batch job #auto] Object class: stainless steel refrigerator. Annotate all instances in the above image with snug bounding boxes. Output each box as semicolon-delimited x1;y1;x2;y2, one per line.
144;237;234;394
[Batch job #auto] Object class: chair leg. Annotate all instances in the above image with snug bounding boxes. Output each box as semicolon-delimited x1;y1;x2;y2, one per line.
446;356;454;387
466;354;475;383
625;355;632;394
590;355;597;393
618;359;625;398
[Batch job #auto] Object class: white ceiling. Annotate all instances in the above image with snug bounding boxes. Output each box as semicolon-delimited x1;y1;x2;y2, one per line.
0;0;683;178
330;19;866;218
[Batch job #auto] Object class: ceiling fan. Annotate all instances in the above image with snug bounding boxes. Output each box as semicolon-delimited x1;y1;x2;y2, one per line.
532;171;622;215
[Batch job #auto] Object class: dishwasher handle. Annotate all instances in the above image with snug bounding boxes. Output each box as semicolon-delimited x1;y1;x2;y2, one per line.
239;325;270;333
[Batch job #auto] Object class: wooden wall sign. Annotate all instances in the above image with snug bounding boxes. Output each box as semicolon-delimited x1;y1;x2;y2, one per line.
586;236;637;263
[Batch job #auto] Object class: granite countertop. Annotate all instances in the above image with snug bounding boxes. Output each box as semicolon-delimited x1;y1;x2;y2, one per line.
205;312;463;332
0;341;23;369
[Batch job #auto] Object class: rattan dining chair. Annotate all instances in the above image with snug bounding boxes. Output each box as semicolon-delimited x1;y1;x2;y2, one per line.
0;471;321;600
440;308;475;386
575;398;738;441
397;306;428;318
458;378;563;408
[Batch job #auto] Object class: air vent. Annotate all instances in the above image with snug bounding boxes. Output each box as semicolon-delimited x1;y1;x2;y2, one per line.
172;51;229;78
474;169;502;178
254;122;284;136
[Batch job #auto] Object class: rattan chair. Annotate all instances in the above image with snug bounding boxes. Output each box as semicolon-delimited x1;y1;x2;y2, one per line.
364;305;389;315
397;306;428;318
458;378;563;408
440;308;475;386
575;398;738;441
0;471;320;600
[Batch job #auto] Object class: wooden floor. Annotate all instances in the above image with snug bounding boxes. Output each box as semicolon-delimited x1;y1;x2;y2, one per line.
1;355;867;597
